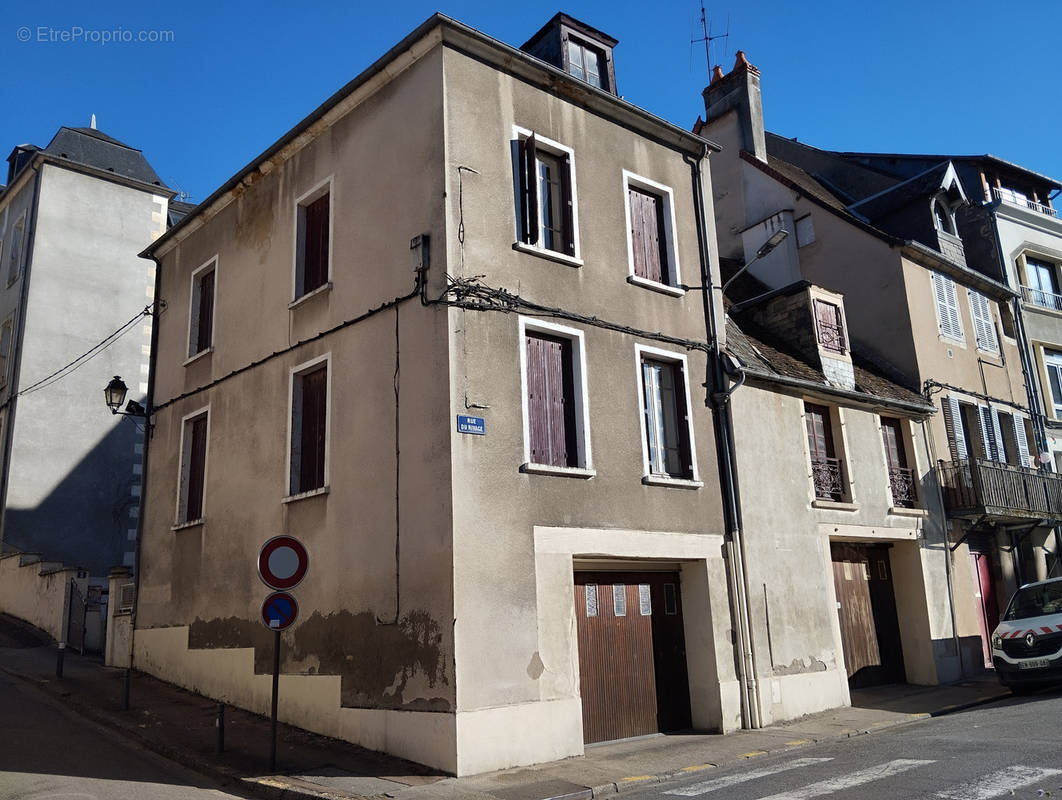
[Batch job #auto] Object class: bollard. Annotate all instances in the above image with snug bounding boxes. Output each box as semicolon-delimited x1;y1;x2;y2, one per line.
122;667;131;711
216;702;225;754
56;642;65;678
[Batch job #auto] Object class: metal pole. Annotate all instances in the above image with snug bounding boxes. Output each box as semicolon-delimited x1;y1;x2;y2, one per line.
216;702;225;755
122;667;131;710
55;641;65;678
269;629;280;772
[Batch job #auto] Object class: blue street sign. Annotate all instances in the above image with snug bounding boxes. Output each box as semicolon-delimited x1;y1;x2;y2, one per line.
261;591;299;630
457;415;485;435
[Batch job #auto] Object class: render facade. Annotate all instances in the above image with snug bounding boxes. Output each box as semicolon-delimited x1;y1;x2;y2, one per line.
134;13;746;776
0;127;171;578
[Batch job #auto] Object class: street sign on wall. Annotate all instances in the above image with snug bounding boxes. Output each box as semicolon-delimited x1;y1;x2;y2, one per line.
457;415;485;435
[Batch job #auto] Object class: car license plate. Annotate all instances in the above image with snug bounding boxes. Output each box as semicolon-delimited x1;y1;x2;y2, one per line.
1019;658;1051;670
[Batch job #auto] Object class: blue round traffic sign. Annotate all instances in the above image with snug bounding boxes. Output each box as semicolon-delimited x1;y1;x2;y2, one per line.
261;591;299;630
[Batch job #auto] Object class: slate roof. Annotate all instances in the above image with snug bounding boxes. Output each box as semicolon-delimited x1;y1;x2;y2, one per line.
725;315;930;412
42;127;166;188
848;161;953;222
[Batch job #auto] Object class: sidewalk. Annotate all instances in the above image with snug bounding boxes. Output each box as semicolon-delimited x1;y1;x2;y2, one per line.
0;616;1009;800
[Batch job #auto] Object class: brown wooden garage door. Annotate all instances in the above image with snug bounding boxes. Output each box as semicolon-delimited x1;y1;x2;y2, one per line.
831;543;905;688
574;571;692;744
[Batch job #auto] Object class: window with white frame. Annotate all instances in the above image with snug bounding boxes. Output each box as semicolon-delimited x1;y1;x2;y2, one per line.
1045;350;1062;419
566;36;608;90
294;179;332;300
7;214;25;286
177;409;209;524
288;356;329;495
513;128;579;261
519;318;592;474
967;289;999;353
623;171;680;293
0;316;12;389
636;345;698;483
187;258;216;359
930;271;964;341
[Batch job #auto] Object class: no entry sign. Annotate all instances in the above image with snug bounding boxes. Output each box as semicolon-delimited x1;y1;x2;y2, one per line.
261;591;299;630
258;535;309;590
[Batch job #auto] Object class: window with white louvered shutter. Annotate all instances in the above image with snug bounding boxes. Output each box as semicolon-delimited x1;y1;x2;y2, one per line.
967;290;999;353
931;272;964;341
1013;416;1032;468
942;397;968;461
977;405;1000;462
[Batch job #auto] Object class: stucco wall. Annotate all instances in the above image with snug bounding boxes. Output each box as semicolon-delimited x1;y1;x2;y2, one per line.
0;552;79;642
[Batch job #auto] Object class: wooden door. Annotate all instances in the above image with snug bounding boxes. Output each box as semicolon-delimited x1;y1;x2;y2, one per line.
971;550;1001;668
831;543;905;688
574;571;691;743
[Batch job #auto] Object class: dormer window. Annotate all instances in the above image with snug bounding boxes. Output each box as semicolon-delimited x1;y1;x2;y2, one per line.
934;198;956;235
520;13;619;97
566;37;606;90
814;299;846;355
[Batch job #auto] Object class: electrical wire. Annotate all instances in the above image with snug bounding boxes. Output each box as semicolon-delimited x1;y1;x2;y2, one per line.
15;306;152;398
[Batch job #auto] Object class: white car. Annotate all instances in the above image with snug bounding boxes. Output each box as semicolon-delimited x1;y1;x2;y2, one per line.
992;576;1062;693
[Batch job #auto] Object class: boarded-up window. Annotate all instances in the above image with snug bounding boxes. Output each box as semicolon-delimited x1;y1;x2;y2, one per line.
931;271;964;340
642;358;691;478
297;192;330;297
179;413;208;522
526;332;578;467
813;299;846;354
629;187;668;284
291;364;327;494
189;264;215;357
967;290;998;353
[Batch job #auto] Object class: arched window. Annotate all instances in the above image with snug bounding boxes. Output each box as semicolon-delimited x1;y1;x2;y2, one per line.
934;198;956;235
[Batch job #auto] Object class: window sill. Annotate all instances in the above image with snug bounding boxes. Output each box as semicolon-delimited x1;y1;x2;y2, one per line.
282;485;330;504
171;518;205;531
811;499;860;511
288;281;334;310
512;242;584;268
520;463;596;479
888;506;929;518
642;475;703;489
183;347;214;367
938;333;966;348
627;275;685;297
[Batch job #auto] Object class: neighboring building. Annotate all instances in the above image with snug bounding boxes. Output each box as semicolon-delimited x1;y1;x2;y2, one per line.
0;125;172;578
723;282;936;723
134;13;745;776
698;53;1062;686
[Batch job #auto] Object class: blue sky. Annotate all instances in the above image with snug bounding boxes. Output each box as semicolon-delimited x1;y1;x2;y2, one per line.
3;1;1060;202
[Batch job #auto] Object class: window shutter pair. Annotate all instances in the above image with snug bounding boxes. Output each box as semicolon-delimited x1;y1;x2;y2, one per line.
629;188;666;283
526;332;576;468
975;405;1006;462
932;272;963;340
967;290;998;352
518;133;574;255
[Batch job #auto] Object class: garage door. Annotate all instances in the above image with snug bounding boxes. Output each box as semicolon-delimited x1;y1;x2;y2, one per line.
574;571;692;743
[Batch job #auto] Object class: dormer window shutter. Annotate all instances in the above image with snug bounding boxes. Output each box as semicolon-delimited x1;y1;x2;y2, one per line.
519;134;540;245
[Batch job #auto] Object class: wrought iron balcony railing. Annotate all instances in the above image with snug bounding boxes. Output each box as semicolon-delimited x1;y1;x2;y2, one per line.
816;320;847;354
937;458;1062;523
1021;285;1062;312
811;456;844;502
888;466;917;508
993;187;1059;219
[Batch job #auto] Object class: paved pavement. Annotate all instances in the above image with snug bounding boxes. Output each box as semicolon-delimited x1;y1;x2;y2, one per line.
0;613;1012;800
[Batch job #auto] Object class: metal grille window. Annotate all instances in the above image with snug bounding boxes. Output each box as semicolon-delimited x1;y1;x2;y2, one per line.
881;416;916;508
967;290;999;353
931;271;964;341
813;299;846;354
585;583;598;617
612;584;626;617
638;584;651;616
805;402;844;501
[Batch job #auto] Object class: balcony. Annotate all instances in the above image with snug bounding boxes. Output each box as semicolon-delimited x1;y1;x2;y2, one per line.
888;466;917;508
811;456;844;502
937;458;1062;524
1021;284;1062;313
993;187;1059;219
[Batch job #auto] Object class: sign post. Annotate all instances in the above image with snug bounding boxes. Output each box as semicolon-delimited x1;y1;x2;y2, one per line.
257;537;308;773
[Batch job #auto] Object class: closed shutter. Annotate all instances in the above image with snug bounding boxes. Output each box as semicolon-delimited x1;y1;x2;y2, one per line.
303;194;329;293
197;270;215;353
932;272;963;340
526;333;576;467
881;417;907;469
561;152;575;256
519;134;540;245
968;290;998;352
976;405;999;461
805;403;837;460
629;188;665;284
990;408;1008;463
299;367;327;491
942;397;968;460
1013;415;1032;467
185;416;208;521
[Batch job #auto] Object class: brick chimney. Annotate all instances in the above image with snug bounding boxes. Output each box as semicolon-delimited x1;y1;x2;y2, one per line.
702;50;766;162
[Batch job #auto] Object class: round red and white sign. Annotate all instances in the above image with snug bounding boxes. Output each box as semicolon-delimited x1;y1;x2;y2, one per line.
258;535;309;590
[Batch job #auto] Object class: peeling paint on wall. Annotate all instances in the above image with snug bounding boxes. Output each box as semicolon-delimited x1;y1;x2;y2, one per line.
188;608;450;711
773;657;828;676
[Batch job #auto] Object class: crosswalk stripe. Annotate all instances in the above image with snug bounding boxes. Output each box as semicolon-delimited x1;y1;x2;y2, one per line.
935;765;1062;800
663;758;833;796
754;759;934;800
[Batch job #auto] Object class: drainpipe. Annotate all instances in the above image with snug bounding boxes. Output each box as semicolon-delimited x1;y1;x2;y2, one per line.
686;146;762;730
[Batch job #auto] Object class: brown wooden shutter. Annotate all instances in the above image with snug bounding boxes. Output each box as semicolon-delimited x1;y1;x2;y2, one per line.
186;416;208;521
629;188;665;284
805;403;835;460
520;135;540;245
300;367;327;491
303;194;329;293
526;333;576;467
814;300;845;353
197;270;215;353
561;152;575;255
880;417;907;469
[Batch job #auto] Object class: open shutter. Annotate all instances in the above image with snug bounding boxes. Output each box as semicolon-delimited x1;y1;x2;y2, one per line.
976;405;997;461
197;269;215;353
526;334;548;464
186;416;208;521
942;397;968;460
546;337;569;466
991;408;1007;463
968;291;998;352
300;367;327;491
932;272;963;339
561;151;575;255
520;135;540;245
1013;415;1032;468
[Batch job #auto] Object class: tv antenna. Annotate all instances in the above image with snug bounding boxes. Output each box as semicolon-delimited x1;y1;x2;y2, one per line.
691;1;729;78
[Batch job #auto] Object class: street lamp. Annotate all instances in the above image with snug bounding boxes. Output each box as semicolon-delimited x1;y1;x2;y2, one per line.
104;376;148;417
679;228;789;295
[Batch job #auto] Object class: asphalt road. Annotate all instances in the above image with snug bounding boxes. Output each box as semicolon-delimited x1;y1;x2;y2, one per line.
0;670;247;800
626;687;1062;800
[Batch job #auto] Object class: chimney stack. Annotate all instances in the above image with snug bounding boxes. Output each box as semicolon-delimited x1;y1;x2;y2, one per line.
702;50;766;162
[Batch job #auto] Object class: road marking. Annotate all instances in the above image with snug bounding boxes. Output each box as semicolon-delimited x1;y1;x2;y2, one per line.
785;739;811;746
935;765;1062;800
663;758;833;796
622;776;653;782
755;759;934;800
679;765;715;773
739;751;769;758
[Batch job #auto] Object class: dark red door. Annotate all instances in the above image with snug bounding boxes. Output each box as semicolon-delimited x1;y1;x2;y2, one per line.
971;550;1001;668
574;572;691;743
